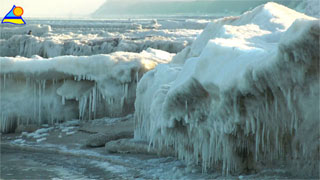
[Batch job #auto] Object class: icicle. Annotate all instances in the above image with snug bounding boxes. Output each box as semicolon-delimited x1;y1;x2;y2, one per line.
250;116;255;133
3;73;6;89
42;80;46;90
233;95;239;122
287;89;292;112
120;96;125;112
79;96;87;120
185;100;188;111
89;92;92;120
92;85;97;119
38;82;42;125
92;87;96;112
262;124;265;151
136;71;139;83
51;110;54;125
255;120;260;160
62;96;65;105
124;83;129;99
33;82;37;121
185;114;189;124
96;88;100;104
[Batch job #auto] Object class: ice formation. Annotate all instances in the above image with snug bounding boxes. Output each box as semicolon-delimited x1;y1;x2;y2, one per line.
0;24;52;39
0;33;189;58
134;2;319;176
0;48;174;133
0;20;201;58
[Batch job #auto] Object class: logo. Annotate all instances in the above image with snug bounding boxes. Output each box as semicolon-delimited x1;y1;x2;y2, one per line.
2;5;26;25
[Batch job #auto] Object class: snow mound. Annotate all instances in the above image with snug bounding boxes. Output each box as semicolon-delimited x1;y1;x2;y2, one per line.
135;2;319;177
0;48;174;133
172;2;314;64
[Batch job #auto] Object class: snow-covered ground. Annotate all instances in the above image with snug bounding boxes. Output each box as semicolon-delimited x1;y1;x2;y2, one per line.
1;1;319;179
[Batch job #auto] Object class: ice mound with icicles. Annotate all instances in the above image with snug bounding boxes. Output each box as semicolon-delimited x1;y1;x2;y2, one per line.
134;2;319;177
0;48;174;133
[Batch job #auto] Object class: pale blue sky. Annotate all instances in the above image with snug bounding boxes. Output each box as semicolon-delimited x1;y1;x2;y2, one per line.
0;0;205;18
0;0;106;17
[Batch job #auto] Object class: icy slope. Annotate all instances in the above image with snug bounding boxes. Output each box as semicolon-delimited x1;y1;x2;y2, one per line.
0;48;174;133
134;2;319;176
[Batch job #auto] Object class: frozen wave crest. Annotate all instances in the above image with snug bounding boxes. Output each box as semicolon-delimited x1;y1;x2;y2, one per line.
134;2;319;176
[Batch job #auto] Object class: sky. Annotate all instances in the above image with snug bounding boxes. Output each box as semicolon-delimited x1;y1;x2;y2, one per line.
1;0;203;18
0;0;106;18
0;0;304;18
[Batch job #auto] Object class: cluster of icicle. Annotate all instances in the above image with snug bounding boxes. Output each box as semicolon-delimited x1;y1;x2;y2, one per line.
0;50;172;133
0;73;136;133
134;3;319;177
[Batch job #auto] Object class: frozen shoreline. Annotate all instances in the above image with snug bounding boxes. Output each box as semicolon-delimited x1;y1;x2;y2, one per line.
0;115;303;179
1;2;319;179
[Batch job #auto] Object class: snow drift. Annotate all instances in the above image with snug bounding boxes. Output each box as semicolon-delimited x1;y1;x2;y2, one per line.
134;2;319;177
0;48;174;133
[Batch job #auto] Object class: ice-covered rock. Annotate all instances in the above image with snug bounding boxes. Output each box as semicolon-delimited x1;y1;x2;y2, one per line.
105;138;174;156
0;48;174;133
86;131;133;148
135;2;319;177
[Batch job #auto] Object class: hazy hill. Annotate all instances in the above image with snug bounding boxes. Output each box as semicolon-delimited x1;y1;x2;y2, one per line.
92;0;304;17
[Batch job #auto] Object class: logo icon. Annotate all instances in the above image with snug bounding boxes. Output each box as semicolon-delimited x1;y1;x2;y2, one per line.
1;5;26;25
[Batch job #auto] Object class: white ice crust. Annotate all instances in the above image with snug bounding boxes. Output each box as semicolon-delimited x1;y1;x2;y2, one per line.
0;48;174;133
0;20;201;58
134;2;319;175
